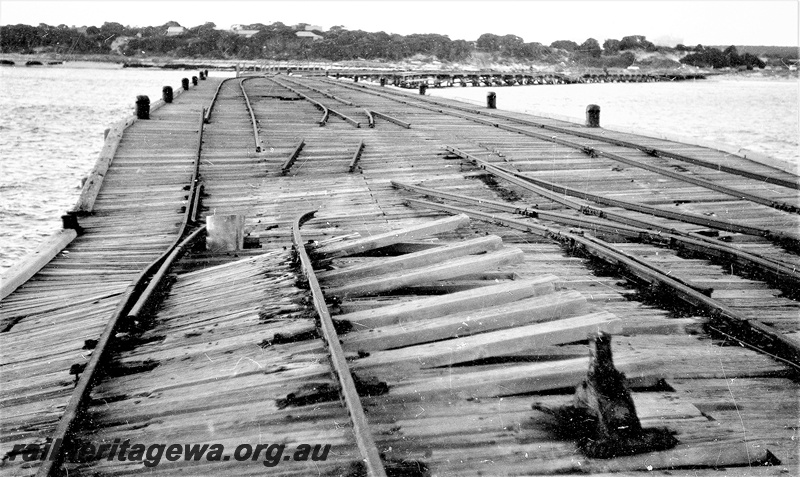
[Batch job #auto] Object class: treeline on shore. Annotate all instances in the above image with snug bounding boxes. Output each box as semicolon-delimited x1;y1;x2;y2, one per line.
0;21;791;69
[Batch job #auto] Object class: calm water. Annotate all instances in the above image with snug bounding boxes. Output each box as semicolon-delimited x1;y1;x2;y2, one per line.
0;66;227;273
429;77;799;163
0;68;798;274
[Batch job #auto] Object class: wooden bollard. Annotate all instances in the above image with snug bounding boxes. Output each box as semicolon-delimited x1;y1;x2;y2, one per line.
61;213;81;234
354;75;359;82
192;76;198;86
586;104;601;127
199;71;205;80
182;78;189;90
419;83;427;95
162;86;173;103
380;77;386;87
204;69;208;77
135;95;150;120
487;91;497;109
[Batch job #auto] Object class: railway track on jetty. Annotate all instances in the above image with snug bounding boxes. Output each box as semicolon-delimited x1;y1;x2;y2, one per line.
1;73;798;476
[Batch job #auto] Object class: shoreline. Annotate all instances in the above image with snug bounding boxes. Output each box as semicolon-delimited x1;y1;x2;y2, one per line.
2;52;799;80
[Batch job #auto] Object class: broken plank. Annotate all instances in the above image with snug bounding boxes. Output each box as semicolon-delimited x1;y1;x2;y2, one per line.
335;275;559;329
325;247;523;297
318;235;502;285
342;290;587;352
311;214;470;259
353;311;622;371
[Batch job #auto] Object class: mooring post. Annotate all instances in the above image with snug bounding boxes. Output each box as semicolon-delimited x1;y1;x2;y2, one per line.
204;69;209;77
487;91;497;109
192;76;198;86
135;95;150;120
162;86;173;103
199;71;205;80
419;83;427;95
380;77;386;87
586;104;601;127
182;78;189;90
61;212;82;234
354;75;359;82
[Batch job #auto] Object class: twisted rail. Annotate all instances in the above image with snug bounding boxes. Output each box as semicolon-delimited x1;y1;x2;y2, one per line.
291;211;387;477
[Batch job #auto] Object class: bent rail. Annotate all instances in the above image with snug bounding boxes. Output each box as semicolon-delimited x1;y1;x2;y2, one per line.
291;211;387;477
402;198;800;371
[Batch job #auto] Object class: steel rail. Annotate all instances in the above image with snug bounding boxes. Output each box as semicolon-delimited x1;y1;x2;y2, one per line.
354;86;798;214
323;77;800;190
291;211;387;477
391;181;800;290
270;77;364;127
204;77;237;123
446;146;800;252
490;125;799;214
281;139;306;175
239;77;262;152
364;109;375;128
37;109;212;476
276;77;362;127
370;110;411;129
349;140;365;173
37;224;208;477
282;77;377;128
402;197;800;370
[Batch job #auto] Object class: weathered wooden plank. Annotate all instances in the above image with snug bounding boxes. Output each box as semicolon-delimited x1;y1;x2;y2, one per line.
319;235;502;285
335;275;559;329
342;290;587;351
0;229;78;301
312;214;470;258
324;247;523;297
353;311;621;371
386;351;663;401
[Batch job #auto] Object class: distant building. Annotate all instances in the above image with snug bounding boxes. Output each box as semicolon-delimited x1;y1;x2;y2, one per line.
305;25;323;32
234;29;261;38
295;31;323;41
230;24;261;38
166;26;186;36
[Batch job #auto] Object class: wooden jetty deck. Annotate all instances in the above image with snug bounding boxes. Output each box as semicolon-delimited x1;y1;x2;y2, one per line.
1;73;798;477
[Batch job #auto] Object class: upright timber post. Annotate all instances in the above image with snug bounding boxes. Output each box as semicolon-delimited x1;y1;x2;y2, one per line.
162;86;173;103
419;83;427;95
182;78;189;90
192;76;198;86
586;104;601;127
380;77;386;87
533;331;677;458
135;95;150;120
487;91;497;109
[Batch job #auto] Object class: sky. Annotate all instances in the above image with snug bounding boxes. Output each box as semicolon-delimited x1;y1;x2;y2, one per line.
1;0;798;47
